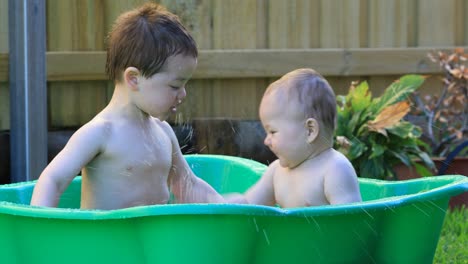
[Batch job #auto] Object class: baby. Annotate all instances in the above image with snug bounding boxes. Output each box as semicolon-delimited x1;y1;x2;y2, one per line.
31;3;224;210
228;68;362;207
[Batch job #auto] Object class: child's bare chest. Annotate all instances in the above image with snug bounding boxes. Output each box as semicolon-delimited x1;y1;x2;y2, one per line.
103;122;173;175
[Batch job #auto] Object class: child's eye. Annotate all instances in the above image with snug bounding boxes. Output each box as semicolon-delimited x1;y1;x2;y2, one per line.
170;85;180;90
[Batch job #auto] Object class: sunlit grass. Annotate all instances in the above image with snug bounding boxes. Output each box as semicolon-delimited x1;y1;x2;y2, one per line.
433;206;467;263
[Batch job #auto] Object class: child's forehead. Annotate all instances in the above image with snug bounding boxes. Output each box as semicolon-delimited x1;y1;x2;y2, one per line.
261;95;301;117
263;85;298;107
160;54;197;78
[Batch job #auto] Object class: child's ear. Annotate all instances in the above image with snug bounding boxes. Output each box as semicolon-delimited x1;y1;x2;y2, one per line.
123;67;140;91
305;118;319;144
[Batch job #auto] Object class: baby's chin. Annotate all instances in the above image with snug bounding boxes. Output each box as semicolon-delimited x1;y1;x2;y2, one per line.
278;158;303;169
278;158;292;168
149;111;169;121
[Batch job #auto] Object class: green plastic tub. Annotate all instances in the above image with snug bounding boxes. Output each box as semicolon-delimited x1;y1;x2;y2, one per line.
0;154;466;264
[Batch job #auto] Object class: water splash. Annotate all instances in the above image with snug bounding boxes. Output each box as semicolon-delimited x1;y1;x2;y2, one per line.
309;216;322;233
352;229;377;264
252;217;259;232
427;200;447;213
360;206;375;220
363;219;378;237
262;229;270;245
412;203;431;218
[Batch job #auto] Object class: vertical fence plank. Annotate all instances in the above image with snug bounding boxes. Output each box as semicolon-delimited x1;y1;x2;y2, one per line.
256;0;268;49
211;0;260;119
320;0;361;48
418;0;456;46
0;0;8;130
163;0;215;124
47;0;109;128
327;76;363;97
0;83;8;130
405;0;418;47
47;0;82;128
368;0;408;96
268;0;321;49
454;0;466;45
417;0;458;95
0;0;8;53
465;0;468;44
359;0;369;48
369;0;409;47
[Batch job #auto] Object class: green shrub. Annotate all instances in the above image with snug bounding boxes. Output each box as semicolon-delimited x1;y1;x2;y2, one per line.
334;75;435;179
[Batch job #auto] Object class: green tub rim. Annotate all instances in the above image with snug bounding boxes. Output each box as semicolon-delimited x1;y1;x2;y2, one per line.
0;154;466;220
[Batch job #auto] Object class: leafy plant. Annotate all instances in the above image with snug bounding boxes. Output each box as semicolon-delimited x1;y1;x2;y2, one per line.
334;75;435;179
410;48;468;157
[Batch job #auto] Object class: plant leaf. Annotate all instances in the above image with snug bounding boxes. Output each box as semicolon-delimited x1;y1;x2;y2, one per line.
348;137;367;160
413;163;434;177
387;120;414;138
415;151;436;171
359;157;384;179
389;150;412;166
369;143;385;159
367;101;410;134
348;110;366;135
348;81;372;113
370;75;426;114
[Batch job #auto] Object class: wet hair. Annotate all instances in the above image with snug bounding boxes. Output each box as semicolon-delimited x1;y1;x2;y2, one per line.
105;2;198;83
265;68;337;134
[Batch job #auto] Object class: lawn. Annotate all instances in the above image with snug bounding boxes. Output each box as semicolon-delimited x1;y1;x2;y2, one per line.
433;206;467;263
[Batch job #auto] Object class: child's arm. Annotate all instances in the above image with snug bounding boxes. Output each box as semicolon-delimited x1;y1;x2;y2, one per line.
30;121;106;207
160;121;224;204
226;161;277;206
324;159;362;205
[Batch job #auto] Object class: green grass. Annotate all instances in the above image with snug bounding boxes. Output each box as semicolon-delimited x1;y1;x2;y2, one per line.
433;206;467;264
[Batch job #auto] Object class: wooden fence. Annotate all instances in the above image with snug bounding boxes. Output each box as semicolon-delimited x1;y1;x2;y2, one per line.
1;0;468;130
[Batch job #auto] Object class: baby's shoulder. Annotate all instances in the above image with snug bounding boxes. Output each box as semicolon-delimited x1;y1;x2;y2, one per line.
323;149;348;164
325;149;357;177
268;160;281;172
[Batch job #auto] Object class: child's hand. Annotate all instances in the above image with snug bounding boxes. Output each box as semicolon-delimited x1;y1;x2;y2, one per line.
224;193;248;204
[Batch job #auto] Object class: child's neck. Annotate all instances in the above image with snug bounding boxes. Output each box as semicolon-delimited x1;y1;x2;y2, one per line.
308;133;333;158
305;146;333;163
106;84;150;120
289;144;332;171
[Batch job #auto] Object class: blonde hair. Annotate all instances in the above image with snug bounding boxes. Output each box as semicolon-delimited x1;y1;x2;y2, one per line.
264;68;337;135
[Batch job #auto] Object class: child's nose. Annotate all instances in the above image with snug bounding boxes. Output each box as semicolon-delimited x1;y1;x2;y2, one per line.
178;87;187;99
264;136;271;147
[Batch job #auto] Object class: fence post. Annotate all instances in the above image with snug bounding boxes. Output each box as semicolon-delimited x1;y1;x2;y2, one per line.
8;0;47;182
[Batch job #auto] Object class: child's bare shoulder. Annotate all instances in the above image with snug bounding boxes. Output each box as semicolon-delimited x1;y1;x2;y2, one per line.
155;119;171;130
325;149;357;179
70;116;113;146
153;119;177;140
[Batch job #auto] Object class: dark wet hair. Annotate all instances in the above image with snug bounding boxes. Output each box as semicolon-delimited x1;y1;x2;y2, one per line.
105;2;198;82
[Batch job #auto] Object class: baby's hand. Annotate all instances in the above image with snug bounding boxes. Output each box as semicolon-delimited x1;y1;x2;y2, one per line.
224;193;248;204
